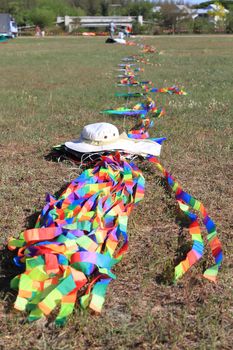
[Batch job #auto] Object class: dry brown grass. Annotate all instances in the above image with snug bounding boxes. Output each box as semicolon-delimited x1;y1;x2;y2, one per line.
0;36;232;349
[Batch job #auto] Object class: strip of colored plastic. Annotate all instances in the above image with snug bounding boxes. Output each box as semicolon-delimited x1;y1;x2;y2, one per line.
123;43;222;280
100;108;147;116
8;155;145;325
147;155;223;282
149;86;187;95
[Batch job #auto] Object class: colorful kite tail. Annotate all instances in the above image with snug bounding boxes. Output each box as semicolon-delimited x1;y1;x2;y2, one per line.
8;155;146;325
148;156;223;283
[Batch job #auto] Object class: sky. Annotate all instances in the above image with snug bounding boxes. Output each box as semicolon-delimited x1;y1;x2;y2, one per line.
188;0;207;3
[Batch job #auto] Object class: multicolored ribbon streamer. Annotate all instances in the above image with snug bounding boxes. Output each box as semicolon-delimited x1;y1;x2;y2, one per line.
118;63;136;68
8;155;145;325
147;155;223;283
9;150;222;326
142;45;156;54
122;46;222;281
118;77;152;86
100;108;147;116
133;97;165;118
127;118;166;144
150;86;187;95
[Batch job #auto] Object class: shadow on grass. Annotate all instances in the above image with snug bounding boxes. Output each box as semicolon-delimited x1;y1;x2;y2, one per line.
44;148;116;167
44;148;71;163
44;147;85;165
0;247;21;310
24;210;41;229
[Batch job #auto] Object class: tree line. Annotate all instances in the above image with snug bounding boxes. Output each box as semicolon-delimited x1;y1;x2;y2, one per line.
0;0;233;34
0;0;155;26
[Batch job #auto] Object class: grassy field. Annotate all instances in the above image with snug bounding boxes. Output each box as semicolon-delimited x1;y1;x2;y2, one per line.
0;36;232;349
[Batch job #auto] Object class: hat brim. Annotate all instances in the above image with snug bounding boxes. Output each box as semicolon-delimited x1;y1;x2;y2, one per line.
65;137;161;157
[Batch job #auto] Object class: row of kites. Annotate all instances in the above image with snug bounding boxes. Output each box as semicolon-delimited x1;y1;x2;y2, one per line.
7;40;223;326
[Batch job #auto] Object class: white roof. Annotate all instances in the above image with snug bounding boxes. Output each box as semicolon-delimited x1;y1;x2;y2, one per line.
207;4;229;13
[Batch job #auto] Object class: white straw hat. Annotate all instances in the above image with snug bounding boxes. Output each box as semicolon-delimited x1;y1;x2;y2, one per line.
65;122;161;156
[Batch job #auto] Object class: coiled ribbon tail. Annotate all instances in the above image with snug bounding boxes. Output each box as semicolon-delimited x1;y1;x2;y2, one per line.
8;155;145;325
147;155;223;283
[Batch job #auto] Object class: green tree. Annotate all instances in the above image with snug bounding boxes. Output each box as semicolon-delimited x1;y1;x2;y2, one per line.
37;0;81;16
159;2;185;33
226;10;233;32
193;17;215;33
71;0;101;15
0;0;86;26
100;0;109;16
121;1;154;19
175;18;194;34
87;0;102;16
207;1;227;31
194;1;233;11
29;8;55;28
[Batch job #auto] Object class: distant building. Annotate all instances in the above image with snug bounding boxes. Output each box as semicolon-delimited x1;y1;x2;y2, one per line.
152;6;161;14
152;3;229;25
56;16;143;33
192;3;229;23
153;4;197;21
176;5;196;16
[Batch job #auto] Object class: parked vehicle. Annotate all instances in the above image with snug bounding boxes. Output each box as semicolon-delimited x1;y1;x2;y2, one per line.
0;13;18;38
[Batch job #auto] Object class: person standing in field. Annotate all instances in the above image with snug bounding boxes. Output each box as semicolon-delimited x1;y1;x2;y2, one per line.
125;24;132;37
35;25;41;37
109;21;116;38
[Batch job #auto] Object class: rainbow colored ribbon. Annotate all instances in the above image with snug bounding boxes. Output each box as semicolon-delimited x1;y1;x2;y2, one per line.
8;155;145;325
147;155;223;282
